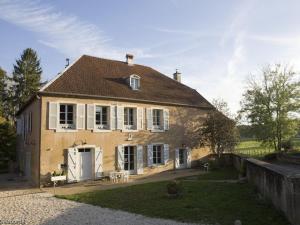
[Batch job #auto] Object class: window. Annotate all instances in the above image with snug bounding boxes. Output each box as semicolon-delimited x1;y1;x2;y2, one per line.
59;104;75;128
124;107;135;129
129;75;140;90
152;109;163;130
95;106;109;129
153;145;162;164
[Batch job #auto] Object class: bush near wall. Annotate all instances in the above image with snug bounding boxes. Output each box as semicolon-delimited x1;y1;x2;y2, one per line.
0;120;16;173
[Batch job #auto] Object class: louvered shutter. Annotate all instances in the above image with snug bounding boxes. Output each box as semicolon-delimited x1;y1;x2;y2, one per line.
187;148;192;168
163;144;169;165
76;104;85;129
175;148;180;169
67;148;78;182
49;102;58;130
163;109;169;130
117;145;124;170
87;104;95;130
136;145;144;174
137;107;143;130
117;106;124;130
146;108;153;130
110;105;116;130
94;147;103;179
17;118;22;135
147;144;153;167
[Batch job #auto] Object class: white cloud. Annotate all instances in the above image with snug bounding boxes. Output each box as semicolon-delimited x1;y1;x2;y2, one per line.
0;0;146;60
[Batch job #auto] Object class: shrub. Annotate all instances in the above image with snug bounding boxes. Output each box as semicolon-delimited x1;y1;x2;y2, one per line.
263;153;277;161
282;140;293;151
166;180;183;197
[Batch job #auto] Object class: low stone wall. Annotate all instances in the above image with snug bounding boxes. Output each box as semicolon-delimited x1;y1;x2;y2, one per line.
230;154;300;225
277;153;300;165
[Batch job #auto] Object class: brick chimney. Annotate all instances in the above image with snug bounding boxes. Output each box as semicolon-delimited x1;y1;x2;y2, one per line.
173;69;181;83
126;54;134;65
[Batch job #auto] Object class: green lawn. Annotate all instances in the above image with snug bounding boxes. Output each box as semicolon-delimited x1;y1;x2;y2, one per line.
234;140;274;158
196;166;239;180
59;168;290;225
235;139;300;158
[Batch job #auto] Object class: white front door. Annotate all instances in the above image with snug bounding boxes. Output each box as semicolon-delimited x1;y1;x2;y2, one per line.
124;146;135;174
78;148;92;181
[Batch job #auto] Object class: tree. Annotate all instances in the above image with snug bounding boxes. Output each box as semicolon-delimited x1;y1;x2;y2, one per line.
12;48;42;111
240;64;300;151
200;99;239;157
0;67;6;118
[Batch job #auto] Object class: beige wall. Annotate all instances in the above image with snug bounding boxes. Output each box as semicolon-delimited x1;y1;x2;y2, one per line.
38;96;210;184
16;98;41;186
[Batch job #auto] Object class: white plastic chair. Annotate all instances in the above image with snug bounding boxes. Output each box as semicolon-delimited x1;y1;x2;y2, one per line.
109;172;118;183
203;163;209;172
122;171;129;182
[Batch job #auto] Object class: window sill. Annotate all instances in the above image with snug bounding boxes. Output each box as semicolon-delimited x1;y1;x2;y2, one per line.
55;129;78;133
150;163;167;168
92;129;112;133
151;129;165;133
121;129;138;132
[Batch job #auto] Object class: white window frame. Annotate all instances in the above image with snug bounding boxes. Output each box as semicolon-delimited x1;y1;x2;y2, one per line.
123;106;138;131
58;103;76;130
152;144;163;165
129;74;140;90
94;105;110;131
150;107;165;132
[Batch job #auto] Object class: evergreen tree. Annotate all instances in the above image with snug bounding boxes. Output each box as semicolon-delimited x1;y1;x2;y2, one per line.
0;67;6;118
12;48;42;111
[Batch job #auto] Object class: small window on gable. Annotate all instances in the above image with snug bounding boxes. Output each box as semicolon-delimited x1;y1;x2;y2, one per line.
129;74;140;90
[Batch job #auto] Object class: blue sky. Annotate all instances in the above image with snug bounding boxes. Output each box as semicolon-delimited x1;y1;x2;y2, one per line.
1;0;300;113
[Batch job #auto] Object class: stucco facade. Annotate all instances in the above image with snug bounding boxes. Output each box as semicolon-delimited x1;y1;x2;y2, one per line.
17;95;211;186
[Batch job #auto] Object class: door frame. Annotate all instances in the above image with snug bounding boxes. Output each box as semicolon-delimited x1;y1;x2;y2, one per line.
122;144;137;175
77;147;93;181
178;148;187;169
175;147;191;169
68;144;97;182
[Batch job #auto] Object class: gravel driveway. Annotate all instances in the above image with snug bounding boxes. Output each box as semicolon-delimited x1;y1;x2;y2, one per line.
0;190;204;225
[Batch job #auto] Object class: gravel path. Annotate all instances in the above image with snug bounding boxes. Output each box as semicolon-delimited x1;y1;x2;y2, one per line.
0;190;205;225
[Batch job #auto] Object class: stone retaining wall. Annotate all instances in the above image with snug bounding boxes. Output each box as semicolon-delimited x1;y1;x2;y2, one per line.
230;154;300;225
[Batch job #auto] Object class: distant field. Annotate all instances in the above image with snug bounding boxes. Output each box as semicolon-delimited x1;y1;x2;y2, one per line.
234;138;300;158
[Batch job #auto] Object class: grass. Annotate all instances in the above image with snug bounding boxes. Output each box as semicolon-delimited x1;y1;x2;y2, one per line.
234;139;300;158
59;168;290;225
196;167;239;180
234;141;274;158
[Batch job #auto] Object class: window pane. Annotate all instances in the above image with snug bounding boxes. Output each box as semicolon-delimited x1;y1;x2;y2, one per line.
102;107;107;125
59;113;65;124
129;108;134;125
60;104;65;113
157;146;162;163
95;111;100;125
67;105;73;113
67;112;73;121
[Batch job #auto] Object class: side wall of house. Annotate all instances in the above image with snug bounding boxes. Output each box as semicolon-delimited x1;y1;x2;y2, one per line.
16;99;41;186
40;96;210;184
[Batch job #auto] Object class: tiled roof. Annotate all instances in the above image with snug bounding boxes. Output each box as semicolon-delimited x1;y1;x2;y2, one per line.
42;55;213;108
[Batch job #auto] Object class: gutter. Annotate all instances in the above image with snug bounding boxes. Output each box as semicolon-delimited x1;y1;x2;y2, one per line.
37;91;215;110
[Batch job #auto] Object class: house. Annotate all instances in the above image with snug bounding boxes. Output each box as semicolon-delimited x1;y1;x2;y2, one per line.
16;54;214;186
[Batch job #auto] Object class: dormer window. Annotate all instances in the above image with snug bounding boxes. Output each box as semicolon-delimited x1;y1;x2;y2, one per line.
129;74;140;90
